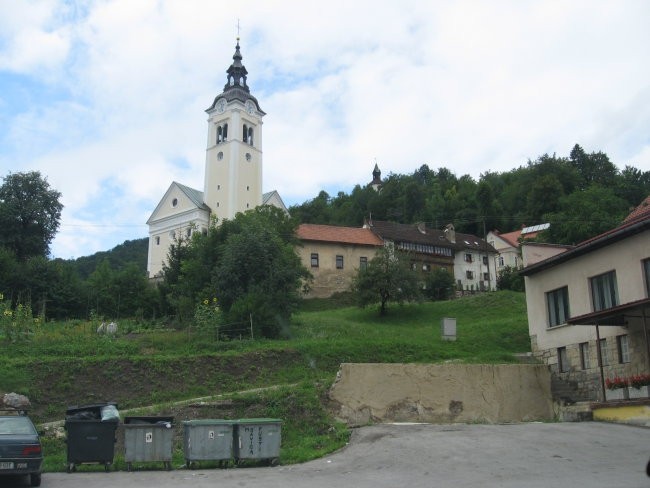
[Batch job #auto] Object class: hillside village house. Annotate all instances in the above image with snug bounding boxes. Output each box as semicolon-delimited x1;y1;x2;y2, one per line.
520;196;650;402
297;220;497;298
364;220;498;292
297;224;383;298
146;40;286;278
487;223;549;272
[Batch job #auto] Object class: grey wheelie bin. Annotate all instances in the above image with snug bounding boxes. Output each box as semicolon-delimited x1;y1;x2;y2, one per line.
182;419;235;468
64;403;119;472
123;416;174;471
234;418;282;465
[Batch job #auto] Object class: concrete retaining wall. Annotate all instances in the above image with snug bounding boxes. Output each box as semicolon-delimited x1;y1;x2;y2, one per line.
329;363;554;425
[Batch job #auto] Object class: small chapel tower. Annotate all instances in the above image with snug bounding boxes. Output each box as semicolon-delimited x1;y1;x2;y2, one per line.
204;38;265;221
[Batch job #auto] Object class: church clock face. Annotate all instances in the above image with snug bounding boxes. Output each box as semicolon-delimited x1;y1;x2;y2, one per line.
246;100;255;115
216;99;226;113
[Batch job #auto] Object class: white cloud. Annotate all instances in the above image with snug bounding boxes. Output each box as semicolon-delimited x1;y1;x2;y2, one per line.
0;0;649;259
0;0;71;73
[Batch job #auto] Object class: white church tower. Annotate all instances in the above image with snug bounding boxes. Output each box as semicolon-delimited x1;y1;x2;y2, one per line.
204;39;264;220
146;39;285;278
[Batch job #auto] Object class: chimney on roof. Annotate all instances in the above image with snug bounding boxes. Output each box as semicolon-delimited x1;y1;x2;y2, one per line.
444;223;456;243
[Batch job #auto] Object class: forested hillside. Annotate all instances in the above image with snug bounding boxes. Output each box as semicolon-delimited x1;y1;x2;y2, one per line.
289;144;649;244
70;237;148;279
1;144;648;322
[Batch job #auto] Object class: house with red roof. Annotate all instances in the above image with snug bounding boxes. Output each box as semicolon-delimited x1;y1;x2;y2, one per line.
366;220;497;292
487;223;550;272
296;224;383;298
520;196;650;405
297;219;499;298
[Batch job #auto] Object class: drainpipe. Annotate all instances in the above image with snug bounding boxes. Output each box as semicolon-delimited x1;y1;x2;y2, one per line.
642;308;650;371
595;323;606;402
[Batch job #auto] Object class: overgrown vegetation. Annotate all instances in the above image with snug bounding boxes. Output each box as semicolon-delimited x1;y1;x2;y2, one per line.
1;291;529;471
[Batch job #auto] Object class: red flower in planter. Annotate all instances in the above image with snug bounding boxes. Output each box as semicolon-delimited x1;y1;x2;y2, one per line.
605;376;629;390
629;373;650;390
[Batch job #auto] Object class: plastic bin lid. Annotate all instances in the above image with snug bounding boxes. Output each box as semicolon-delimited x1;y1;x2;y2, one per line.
124;416;174;424
236;418;282;424
66;402;118;415
183;419;236;425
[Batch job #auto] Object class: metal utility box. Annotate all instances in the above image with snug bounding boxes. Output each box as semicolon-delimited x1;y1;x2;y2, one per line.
64;403;119;472
441;317;457;341
123;416;174;471
234;418;282;465
182;419;235;467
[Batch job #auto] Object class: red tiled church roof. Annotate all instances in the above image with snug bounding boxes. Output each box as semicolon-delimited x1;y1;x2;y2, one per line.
297;224;383;246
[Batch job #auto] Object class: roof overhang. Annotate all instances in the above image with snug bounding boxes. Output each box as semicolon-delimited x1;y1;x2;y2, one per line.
566;297;650;326
520;218;650;276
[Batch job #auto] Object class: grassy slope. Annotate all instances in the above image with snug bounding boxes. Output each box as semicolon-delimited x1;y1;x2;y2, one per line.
2;291;529;470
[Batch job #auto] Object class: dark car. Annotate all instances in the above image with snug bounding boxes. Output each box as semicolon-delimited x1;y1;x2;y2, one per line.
0;414;43;487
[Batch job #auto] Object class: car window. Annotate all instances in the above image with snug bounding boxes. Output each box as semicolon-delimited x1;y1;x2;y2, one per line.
0;417;37;435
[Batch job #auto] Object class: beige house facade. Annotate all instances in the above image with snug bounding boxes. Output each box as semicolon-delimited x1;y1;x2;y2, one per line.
521;199;650;402
297;224;383;298
487;223;549;272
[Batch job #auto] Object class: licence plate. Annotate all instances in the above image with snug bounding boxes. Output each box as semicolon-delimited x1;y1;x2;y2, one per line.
0;461;14;469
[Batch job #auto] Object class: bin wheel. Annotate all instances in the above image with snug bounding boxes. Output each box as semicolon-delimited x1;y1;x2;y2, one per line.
66;463;75;473
270;457;279;466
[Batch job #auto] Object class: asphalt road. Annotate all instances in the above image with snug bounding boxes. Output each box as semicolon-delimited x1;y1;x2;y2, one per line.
2;422;649;488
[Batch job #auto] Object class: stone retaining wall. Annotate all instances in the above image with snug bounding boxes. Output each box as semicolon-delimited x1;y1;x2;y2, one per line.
329;363;554;425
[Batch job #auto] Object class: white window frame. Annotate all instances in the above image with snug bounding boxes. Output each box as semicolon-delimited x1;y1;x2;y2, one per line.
546;286;569;328
557;347;569;373
598;338;609;366
617;335;630;364
579;342;591;370
590;270;619;312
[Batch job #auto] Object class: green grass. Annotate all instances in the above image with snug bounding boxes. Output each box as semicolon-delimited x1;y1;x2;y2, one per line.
2;291;529;471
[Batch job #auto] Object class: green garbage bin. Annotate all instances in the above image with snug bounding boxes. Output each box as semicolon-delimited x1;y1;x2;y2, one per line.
182;419;235;468
123;416;174;471
64;403;119;473
234;418;282;465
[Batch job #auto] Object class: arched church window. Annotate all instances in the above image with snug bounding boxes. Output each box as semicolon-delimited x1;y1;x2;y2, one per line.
243;124;248;143
248;127;254;146
222;123;228;141
217;126;222;144
217;152;223;160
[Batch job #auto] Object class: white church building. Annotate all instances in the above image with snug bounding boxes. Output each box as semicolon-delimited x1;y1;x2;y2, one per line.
146;40;286;278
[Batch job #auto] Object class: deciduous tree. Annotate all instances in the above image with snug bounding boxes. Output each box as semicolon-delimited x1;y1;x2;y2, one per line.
352;247;421;315
0;171;63;260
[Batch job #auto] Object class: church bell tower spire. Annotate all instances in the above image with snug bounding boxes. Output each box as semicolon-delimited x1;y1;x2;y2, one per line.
203;39;265;222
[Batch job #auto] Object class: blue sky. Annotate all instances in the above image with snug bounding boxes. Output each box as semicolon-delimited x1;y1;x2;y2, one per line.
1;0;649;260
